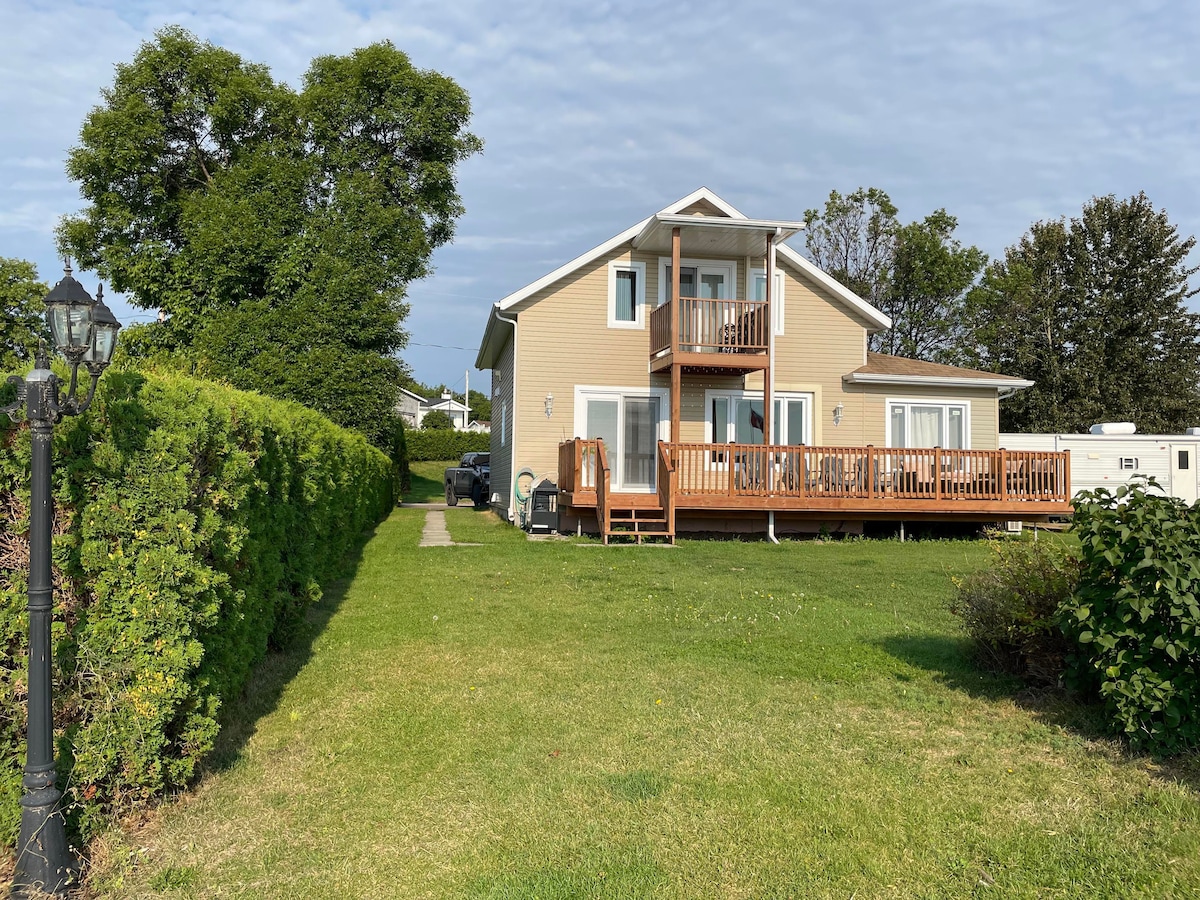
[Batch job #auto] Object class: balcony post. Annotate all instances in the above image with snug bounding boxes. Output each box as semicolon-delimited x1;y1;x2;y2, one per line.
670;226;681;443
762;231;774;451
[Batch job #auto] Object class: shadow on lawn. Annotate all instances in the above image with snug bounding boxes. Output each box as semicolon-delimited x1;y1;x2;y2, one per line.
203;521;381;774
885;636;1200;790
880;634;1112;741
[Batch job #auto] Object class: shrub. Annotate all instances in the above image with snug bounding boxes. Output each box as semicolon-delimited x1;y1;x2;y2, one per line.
420;409;452;430
949;537;1078;684
0;369;395;845
406;428;489;461
1064;479;1200;755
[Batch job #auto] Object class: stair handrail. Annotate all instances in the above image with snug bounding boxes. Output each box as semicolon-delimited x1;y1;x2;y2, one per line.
596;440;612;541
657;441;676;541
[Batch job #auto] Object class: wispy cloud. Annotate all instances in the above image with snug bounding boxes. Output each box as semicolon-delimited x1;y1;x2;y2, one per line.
4;0;1199;387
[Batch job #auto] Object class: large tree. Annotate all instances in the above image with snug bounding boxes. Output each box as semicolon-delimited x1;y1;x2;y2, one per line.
804;188;986;363
60;27;481;449
964;192;1200;433
0;257;48;370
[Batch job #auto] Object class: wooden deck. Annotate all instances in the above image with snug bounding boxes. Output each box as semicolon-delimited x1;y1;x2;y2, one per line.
558;440;1071;539
649;298;769;374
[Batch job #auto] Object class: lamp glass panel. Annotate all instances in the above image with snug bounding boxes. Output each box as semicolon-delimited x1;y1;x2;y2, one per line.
68;304;93;350
87;324;118;364
48;306;71;349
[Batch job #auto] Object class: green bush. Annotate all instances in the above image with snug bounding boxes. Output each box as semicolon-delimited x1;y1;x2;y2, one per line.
949;537;1078;684
0;369;394;845
1064;480;1200;755
406;428;489;461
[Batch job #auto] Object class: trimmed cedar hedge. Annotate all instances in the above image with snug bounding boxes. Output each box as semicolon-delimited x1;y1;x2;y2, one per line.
0;369;395;844
405;428;489;461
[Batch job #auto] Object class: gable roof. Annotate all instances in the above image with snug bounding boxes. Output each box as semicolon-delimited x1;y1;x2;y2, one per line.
844;352;1034;392
476;187;892;369
398;386;427;403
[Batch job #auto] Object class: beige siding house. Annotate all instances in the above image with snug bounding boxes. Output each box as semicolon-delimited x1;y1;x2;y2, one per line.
476;188;1068;540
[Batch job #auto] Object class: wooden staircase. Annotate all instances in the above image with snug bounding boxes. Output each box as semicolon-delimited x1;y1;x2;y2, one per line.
604;503;674;544
595;443;677;545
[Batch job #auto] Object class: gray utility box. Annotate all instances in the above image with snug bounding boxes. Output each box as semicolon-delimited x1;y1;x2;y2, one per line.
528;478;559;533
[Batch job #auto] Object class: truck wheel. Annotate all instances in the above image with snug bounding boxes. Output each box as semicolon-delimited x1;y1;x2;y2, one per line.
445;485;458;507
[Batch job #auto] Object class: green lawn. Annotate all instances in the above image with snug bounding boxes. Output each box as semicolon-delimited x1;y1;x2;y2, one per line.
87;512;1200;899
403;459;456;503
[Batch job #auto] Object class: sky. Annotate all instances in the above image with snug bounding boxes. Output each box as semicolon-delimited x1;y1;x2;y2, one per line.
4;0;1199;399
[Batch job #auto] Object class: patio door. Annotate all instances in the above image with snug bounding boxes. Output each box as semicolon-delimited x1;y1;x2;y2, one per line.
580;391;665;491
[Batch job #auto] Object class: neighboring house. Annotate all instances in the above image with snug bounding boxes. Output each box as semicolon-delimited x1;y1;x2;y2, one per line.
395;387;427;428
475;187;1069;541
423;396;471;430
466;419;491;433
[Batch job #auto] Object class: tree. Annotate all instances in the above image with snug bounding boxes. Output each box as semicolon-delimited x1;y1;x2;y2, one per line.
964;192;1200;433
60;27;482;449
804;188;986;363
0;257;48;370
420;409;452;430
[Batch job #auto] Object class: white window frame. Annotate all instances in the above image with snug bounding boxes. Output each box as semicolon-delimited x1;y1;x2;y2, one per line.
573;385;670;491
748;267;785;336
885;398;971;449
703;389;813;469
607;260;646;329
656;257;737;307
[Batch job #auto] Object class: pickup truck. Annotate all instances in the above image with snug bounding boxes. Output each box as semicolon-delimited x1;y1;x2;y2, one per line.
444;452;490;507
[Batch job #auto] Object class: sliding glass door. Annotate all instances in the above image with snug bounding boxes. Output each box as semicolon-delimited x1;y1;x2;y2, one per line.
580;391;665;491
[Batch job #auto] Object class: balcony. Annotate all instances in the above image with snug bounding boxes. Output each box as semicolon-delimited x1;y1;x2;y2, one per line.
648;298;770;374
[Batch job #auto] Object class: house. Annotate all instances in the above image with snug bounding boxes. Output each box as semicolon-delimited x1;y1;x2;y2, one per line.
475;188;1069;541
423;395;471;430
395;387;427;428
466;419;492;433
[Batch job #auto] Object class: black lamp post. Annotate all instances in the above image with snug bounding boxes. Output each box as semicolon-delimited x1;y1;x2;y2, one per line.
5;263;121;898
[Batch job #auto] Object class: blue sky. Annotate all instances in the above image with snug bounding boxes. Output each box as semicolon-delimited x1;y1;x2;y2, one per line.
4;0;1199;397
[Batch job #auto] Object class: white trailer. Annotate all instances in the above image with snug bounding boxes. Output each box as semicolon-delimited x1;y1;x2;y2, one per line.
1001;425;1200;504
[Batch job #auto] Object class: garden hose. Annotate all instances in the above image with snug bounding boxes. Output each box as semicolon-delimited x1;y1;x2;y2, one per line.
514;467;536;528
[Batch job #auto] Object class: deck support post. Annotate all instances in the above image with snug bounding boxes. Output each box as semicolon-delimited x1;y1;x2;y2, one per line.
763;231;774;454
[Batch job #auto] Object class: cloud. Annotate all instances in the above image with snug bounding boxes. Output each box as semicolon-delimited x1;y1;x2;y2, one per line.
4;0;1200;388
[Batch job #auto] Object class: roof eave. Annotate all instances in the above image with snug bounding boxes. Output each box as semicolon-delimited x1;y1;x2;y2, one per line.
842;373;1035;390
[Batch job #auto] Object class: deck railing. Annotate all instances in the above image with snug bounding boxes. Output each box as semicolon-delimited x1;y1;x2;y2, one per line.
656;442;677;536
649;298;769;357
595;441;612;535
664;443;1070;504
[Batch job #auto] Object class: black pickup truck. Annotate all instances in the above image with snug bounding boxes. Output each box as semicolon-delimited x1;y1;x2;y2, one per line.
444;452;490;507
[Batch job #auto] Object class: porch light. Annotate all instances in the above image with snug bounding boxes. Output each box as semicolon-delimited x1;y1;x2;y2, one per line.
833;402;845;427
544;392;554;418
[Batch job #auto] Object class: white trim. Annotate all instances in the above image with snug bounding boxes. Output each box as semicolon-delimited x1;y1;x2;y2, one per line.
607;260;646;329
655;256;737;306
749;267;785;335
885;397;971;449
844;372;1035;390
573;385;670;492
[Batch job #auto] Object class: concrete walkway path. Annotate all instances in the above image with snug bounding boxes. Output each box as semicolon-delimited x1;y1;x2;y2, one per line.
419;509;454;547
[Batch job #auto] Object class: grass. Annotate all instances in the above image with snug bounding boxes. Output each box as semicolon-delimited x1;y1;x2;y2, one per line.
403;459;456;503
84;513;1200;899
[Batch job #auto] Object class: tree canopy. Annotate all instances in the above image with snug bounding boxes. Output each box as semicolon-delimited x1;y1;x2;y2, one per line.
0;257;48;370
60;27;482;449
964;193;1200;433
804;188;986;363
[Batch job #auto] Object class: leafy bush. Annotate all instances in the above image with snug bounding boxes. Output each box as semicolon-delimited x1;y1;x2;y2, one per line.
949;537;1078;684
1065;480;1200;755
1;369;394;845
406;428;489;461
420;410;452;430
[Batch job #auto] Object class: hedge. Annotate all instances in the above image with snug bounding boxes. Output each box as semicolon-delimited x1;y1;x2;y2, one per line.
0;369;395;845
406;428;489;461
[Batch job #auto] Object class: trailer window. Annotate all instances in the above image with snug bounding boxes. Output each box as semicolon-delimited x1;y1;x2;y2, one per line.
1180;450;1190;470
1119;457;1138;470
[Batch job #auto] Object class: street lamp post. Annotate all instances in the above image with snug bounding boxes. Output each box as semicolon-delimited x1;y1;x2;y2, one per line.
5;264;121;898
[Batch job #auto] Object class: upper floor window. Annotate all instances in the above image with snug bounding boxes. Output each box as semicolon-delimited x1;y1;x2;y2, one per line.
608;261;646;329
750;268;785;335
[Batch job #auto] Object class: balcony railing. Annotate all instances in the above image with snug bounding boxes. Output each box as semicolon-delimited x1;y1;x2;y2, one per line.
650;298;769;358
